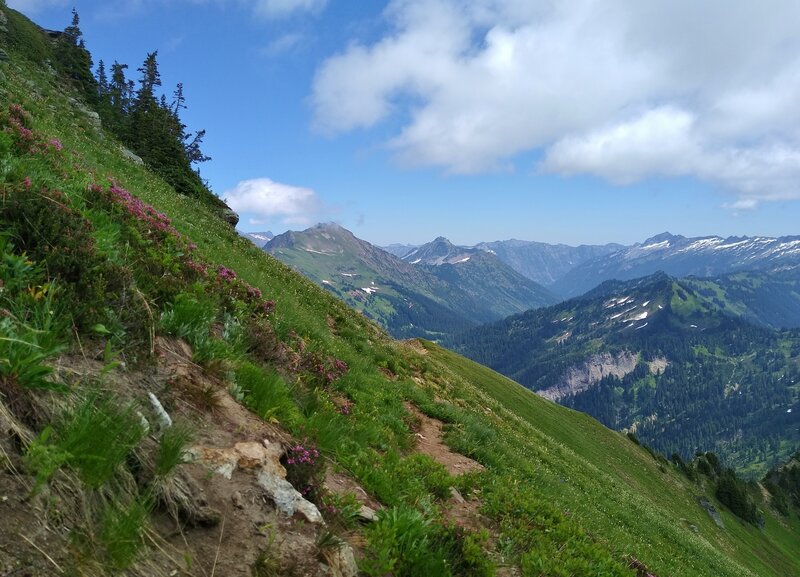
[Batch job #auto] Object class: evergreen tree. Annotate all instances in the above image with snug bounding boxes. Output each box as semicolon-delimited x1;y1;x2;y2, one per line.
54;9;96;104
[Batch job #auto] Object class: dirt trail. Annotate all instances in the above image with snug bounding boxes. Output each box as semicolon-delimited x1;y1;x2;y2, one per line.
405;403;484;476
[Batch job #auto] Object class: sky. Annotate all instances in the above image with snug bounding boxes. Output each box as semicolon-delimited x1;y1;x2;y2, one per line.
11;0;800;246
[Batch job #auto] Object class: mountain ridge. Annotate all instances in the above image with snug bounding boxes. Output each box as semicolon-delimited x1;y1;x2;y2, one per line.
265;223;557;337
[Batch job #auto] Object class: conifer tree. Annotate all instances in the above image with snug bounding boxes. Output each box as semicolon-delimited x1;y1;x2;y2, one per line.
55;9;96;103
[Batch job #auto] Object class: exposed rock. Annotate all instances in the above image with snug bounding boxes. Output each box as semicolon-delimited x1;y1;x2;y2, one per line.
358;504;378;522
256;469;322;523
121;146;144;165
537;351;639;402
221;207;239;227
84;110;101;130
698;497;724;528
148;392;172;430
187;439;323;524
648;357;669;374
449;486;466;504
324;543;359;577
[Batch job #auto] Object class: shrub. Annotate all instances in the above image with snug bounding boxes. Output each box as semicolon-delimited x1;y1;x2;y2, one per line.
282;441;325;504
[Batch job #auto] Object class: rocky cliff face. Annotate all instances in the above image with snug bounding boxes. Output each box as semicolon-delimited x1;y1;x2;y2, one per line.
537;351;639;402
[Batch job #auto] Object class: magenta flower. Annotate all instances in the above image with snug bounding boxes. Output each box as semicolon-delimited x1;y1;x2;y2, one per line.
49;138;63;151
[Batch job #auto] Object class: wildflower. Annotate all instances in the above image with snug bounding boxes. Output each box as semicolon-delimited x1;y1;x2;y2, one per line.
49;138;63;151
22;176;31;189
217;265;236;281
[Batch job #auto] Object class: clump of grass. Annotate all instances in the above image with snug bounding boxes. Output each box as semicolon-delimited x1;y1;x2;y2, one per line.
35;392;147;488
154;421;193;479
236;361;299;425
99;497;150;569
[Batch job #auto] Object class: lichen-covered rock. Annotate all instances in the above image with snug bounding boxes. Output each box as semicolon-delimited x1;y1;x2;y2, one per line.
221;207;239;227
121;146;144;165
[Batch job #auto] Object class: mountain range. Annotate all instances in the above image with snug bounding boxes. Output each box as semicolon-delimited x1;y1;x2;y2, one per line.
264;223;557;338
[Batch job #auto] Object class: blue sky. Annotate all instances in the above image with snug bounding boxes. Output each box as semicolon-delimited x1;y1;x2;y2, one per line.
12;0;800;246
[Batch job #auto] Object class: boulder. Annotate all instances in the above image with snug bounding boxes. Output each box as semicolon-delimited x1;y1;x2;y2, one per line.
121;147;144;165
221;207;239;227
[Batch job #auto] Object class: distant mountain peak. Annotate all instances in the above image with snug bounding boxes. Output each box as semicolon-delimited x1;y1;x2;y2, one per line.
641;232;682;245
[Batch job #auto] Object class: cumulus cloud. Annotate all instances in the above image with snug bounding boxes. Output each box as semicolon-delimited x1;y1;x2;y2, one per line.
223;178;322;226
311;0;800;204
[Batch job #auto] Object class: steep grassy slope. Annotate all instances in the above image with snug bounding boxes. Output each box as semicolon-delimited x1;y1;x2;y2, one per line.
1;8;798;577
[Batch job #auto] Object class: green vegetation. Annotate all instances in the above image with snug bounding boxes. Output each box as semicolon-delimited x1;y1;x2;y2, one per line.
449;273;800;474
1;6;798;576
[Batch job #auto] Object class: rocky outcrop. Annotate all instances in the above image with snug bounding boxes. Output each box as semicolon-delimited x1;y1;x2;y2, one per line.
187;439;323;524
537;351;638;402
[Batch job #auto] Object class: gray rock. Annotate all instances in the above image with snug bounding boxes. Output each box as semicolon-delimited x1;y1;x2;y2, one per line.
449;486;466;504
325;543;358;577
84;110;101;129
0;9;7;26
121;146;144;165
358;504;378;522
221;207;239;227
698;497;724;528
257;469;323;523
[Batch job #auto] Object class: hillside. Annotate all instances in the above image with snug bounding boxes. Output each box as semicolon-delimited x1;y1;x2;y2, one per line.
265;223;556;338
1;7;799;577
449;273;800;475
682;269;800;329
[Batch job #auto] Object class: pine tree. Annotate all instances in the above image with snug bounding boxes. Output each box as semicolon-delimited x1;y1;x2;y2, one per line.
54;9;97;104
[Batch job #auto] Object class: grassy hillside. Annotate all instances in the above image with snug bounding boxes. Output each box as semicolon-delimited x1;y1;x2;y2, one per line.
1;7;798;576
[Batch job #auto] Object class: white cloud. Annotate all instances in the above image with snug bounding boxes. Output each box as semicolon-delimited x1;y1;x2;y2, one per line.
223;178;322;226
252;0;327;19
312;0;800;204
261;32;304;56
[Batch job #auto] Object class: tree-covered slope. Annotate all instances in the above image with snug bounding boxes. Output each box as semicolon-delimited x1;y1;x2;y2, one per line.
449;273;800;476
1;7;798;577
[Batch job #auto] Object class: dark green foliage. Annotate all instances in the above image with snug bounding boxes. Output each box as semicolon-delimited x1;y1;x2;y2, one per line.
99;498;150;569
763;453;800;515
236;361;299;425
52;10;97;105
94;50;222;210
715;468;762;526
154;421;193;478
26;392;146;488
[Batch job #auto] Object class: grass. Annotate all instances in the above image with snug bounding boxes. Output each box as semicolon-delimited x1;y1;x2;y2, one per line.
154;421;193;478
1;10;799;576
